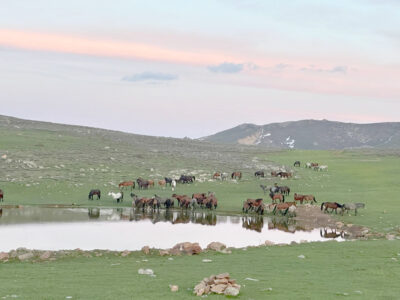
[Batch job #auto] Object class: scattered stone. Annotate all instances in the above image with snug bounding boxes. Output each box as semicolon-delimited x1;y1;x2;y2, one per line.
245;277;259;281
121;250;131;257
202;259;212;263
298;255;305;259
265;240;275;246
171;242;202;255
40;251;52;260
194;273;240;297
142;246;150;255
159;250;170;256
169;285;179;292
386;234;395;240
138;268;154;275
168;257;174;261
18;252;34;261
347;224;353;228
207;242;226;252
336;222;344;229
0;252;9;261
219;248;232;254
300;240;308;244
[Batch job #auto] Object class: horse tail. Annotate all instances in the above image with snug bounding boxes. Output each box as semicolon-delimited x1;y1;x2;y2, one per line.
283;208;289;215
336;202;343;208
272;205;277;215
320;202;325;210
282;195;285;202
313;196;317;203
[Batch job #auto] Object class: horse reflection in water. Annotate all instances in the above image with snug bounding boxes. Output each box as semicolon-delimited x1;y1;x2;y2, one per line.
242;216;264;232
268;218;297;233
320;228;344;239
88;208;100;219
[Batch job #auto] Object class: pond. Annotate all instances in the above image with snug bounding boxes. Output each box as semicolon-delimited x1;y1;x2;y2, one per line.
0;207;344;251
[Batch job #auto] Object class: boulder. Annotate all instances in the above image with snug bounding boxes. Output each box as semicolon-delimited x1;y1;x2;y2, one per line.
159;250;170;256
141;246;150;255
265;240;275;246
0;252;9;261
169;285;179;292
40;251;52;260
138;268;154;275
18;252;34;261
225;286;240;296
172;242;202;255
207;242;226;252
194;273;239;297
121;250;131;257
210;284;226;294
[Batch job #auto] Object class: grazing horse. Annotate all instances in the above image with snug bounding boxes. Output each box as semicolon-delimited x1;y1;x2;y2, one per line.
242;198;264;214
342;203;365;215
119;181;135;190
321;202;343;214
203;195;218;210
108;191;124;203
294;161;301;167
278;172;292;178
260;184;269;195
272;203;292;215
270;192;285;204
231;171;242;180
271;171;279;177
294;193;316;204
278;186;290;195
0;189;3;202
254;171;265;178
178;175;195;184
137;178;150;190
164;177;173;186
192;193;207;206
88;189;101;200
213;172;221;180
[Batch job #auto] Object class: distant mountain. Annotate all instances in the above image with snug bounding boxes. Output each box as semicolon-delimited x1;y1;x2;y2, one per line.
202;120;400;149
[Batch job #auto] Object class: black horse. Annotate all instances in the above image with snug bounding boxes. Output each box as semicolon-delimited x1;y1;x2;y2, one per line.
294;161;301;167
254;171;265;178
164;177;173;186
88;189;101;200
178;175;195;184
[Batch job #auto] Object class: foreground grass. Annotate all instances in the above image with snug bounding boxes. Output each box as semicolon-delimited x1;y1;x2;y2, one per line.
1;240;399;300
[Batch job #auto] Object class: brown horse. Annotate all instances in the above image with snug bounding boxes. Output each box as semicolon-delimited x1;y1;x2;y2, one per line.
271;171;278;177
158;179;166;187
119;181;135;190
172;194;189;207
148;180;155;188
272;202;294;215
294;193;317;204
0;189;3;202
270;193;285;204
213;172;221;179
278;172;292;178
321;202;343;214
231;171;242;180
203;195;218;210
243;198;264;214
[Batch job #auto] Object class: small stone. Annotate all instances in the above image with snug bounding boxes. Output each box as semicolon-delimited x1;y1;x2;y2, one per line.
168;257;174;261
265;240;275;246
202;259;212;263
214;278;228;285
216;273;230;279
207;242;226;252
18;252;34;261
298;255;305;259
138;268;154;275
210;284;226;294
169;285;179;292
224;286;240;296
245;278;259;281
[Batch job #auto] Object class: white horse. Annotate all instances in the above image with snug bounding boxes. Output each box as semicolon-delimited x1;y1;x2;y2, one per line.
108;191;123;203
171;180;176;191
318;165;328;171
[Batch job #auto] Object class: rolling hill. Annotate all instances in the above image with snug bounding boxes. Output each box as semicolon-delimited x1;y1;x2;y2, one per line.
202;119;400;150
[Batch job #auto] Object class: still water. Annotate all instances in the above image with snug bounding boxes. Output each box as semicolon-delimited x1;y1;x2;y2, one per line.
0;207;343;251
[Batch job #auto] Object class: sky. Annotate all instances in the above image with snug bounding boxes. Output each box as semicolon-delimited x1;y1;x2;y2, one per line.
0;0;399;138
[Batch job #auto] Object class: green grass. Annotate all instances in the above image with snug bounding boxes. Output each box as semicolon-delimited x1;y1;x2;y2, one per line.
1;122;400;299
1;240;399;300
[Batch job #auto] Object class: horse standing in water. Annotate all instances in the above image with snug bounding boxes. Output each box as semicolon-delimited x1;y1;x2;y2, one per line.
0;189;3;202
88;189;101;200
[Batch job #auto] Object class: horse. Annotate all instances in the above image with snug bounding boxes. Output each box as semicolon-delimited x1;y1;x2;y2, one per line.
270;192;285;204
231;171;242;180
294;161;301;167
88;208;100;219
306;162;318;169
136;178;150;190
212;172;221;180
294;193;316;204
192;193;207;206
178;175;195;184
242;198;264;214
278;172;292;178
242;216;264;232
108;191;123;203
0;189;3;202
316;165;328;171
153;195;173;209
272;203;293;215
88;189;101;200
164;177;173;186
203;195;218;210
171;180;176;191
321;202;343;214
158;180;166;187
271;171;278;177
119;181;135;190
341;203;365;215
260;184;269;195
172;194;188;206
148;180;155;188
255;171;265;178
278;186;290;195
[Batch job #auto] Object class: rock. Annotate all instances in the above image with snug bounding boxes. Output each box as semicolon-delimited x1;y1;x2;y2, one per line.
336;222;344;229
121;250;131;257
172;242;202;255
224;286;240;296
159;250;170;256
169;285;179;292
142;246;150;255
265;240;275;246
347;224;353;228
207;242;226;252
298;255;305;259
219;248;232;254
386;234;396;240
138;268;154;275
0;252;9;261
18;252;34;261
40;251;52;260
202;259;212;263
244;277;259;281
211;284;226;294
216;273;230;279
300;240;308;244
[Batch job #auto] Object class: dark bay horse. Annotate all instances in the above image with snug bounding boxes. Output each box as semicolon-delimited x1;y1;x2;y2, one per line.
254;171;264;178
164;177;173;186
321;202;343;214
231;171;242;180
88;189;101;200
294;161;301;167
0;189;3;202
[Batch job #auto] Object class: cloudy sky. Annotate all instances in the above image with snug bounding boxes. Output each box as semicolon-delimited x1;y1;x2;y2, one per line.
1;0;399;138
